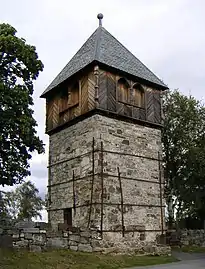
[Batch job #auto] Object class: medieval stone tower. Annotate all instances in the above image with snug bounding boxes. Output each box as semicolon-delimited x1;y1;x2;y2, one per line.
41;14;168;252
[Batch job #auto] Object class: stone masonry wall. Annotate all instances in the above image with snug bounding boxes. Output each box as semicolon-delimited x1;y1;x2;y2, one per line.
168;229;205;247
1;226;99;253
48;114;166;253
180;230;205;246
2;224;204;254
0;224;170;255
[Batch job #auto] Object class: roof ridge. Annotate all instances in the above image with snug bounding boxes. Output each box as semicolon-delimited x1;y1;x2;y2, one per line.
94;26;102;60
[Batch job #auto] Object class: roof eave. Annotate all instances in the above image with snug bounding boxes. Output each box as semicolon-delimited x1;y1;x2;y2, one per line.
40;60;168;99
40;61;97;99
96;61;168;91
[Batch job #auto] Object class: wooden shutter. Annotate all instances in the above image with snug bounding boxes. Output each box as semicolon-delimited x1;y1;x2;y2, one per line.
107;72;116;112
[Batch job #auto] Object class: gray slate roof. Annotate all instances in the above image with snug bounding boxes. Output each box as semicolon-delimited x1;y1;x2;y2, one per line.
41;26;167;97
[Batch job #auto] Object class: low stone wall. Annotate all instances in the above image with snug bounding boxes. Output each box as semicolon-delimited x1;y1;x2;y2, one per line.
13;228;101;252
167;229;205;247
1;226;101;253
180;229;205;247
0;223;170;255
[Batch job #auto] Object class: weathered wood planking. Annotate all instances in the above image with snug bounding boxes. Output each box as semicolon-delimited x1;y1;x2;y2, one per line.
153;91;161;124
88;72;95;110
145;89;154;122
107;72;116;112
45;67;162;132
81;75;89;114
98;70;107;110
47;97;59;130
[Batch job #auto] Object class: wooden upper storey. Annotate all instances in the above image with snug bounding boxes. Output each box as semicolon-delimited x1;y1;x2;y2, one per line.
45;65;163;134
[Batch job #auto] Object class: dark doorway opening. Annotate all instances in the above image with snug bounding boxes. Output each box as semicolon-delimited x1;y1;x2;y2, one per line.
64;208;72;228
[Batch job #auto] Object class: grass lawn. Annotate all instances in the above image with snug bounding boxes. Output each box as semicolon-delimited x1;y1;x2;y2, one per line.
0;249;177;269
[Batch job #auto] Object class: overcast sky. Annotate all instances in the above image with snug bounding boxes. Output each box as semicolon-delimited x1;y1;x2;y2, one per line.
1;0;205;220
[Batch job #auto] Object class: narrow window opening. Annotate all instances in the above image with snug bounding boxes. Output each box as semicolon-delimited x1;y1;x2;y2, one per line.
68;82;79;107
64;208;72;227
132;83;145;108
117;78;130;103
60;81;79;113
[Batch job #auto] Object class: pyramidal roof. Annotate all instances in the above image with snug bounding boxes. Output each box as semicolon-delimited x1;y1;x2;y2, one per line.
41;19;167;97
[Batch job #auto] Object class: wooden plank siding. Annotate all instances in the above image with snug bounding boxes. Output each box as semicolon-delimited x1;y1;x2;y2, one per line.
46;74;90;132
88;72;96;111
46;97;59;130
153;91;161;124
45;68;162;133
98;69;162;125
98;70;107;110
81;75;89;114
107;72;116;112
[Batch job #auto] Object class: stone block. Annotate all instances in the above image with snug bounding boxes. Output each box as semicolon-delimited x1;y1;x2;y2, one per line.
92;247;103;252
124;232;134;238
90;231;99;239
33;234;46;245
39;230;47;234
24;233;33;240
13;234;20;239
155;245;171;256
29;245;42;252
35;222;50;230
23;228;40;233
80;231;91;238
143;245;155;254
70;245;78;251
15;221;35;229
80;236;90;244
80;227;90;232
91;240;103;248
78;243;92;252
46;230;62;238
69;234;80;242
15;240;29;248
47;237;68;249
101;247;119;254
69;241;78;246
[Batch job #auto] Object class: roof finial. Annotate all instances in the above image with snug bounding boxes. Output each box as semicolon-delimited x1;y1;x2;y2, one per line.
97;13;103;27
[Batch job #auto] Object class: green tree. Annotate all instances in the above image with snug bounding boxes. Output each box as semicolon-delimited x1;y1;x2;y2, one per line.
6;181;45;221
0;23;44;186
0;190;12;227
162;90;205;225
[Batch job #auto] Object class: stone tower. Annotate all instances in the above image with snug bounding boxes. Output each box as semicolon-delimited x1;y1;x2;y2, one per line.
41;14;168;253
